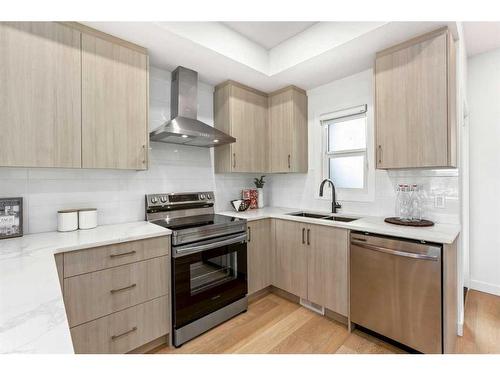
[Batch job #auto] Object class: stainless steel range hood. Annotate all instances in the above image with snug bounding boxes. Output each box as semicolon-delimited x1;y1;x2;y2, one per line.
150;66;236;147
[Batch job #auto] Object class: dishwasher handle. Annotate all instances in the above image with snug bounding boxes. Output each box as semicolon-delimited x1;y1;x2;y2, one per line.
351;240;440;261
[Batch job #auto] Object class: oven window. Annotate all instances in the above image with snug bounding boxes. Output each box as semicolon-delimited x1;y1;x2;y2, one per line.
190;252;237;295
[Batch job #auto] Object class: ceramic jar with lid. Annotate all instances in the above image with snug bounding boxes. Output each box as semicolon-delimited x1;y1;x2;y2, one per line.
78;208;98;230
57;209;78;232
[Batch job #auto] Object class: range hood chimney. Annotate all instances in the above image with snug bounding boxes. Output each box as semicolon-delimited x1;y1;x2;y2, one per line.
150;66;236;147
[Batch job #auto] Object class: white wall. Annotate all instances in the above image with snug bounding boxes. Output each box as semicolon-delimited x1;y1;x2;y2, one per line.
268;69;461;224
0;67;221;234
467;48;500;296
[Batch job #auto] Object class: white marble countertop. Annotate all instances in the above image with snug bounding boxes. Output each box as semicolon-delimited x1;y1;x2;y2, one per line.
0;221;170;354
219;207;460;244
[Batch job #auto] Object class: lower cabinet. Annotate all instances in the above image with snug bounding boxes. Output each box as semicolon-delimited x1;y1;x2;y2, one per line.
273;220;308;299
247;219;272;295
63;257;169;327
70;296;168;354
56;236;171;354
307;224;348;316
273;219;349;316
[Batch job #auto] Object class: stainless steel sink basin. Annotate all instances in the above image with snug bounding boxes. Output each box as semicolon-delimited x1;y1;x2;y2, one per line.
287;212;329;219
322;216;358;223
286;212;358;222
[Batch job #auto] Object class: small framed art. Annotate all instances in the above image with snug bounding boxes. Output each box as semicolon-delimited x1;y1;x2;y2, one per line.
0;197;23;239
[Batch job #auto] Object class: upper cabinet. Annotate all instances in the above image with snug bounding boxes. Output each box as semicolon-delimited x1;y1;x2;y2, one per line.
0;22;149;170
81;33;149;170
214;82;308;174
375;27;457;169
214;81;268;173
0;22;82;168
268;86;308;173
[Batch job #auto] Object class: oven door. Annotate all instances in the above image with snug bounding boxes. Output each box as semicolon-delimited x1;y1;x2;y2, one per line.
172;232;247;329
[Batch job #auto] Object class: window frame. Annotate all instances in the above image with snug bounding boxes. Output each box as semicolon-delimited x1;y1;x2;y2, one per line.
324;112;368;191
322;112;368;192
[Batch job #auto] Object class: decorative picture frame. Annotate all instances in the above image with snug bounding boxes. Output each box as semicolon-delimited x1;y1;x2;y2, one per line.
0;197;23;240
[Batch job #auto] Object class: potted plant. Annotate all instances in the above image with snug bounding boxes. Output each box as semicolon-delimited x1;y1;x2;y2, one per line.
254;175;266;208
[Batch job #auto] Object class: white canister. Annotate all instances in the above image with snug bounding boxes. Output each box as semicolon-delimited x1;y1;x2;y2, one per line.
78;208;98;230
57;209;78;232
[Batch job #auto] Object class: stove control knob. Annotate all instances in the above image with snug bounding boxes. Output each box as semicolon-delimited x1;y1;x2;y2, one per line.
207;194;212;200
200;194;205;199
160;196;167;203
150;196;158;204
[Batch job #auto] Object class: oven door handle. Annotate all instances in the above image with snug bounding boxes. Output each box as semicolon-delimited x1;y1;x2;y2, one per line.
173;233;247;258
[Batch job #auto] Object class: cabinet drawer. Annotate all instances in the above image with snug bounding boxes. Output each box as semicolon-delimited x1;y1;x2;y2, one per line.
64;257;168;327
63;236;170;277
70;296;169;354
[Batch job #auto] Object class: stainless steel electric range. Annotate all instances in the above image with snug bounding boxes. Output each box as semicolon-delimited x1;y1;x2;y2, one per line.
145;191;248;347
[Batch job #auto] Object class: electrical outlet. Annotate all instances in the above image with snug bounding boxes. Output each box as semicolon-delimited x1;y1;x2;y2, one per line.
435;195;446;209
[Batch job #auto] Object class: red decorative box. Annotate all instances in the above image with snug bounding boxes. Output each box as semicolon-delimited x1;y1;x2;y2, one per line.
242;189;258;209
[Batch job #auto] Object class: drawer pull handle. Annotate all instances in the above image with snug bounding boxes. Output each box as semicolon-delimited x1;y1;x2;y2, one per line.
111;326;137;340
110;283;137;294
109;250;137;258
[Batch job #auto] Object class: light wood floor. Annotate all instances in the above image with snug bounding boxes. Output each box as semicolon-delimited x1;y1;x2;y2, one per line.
153;289;499;354
456;290;500;354
154;292;404;354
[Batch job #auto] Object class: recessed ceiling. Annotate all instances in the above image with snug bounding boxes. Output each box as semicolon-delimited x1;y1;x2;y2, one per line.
222;22;317;49
82;21;457;92
463;22;500;56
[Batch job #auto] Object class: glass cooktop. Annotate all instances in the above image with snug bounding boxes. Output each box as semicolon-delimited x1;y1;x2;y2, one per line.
152;214;244;232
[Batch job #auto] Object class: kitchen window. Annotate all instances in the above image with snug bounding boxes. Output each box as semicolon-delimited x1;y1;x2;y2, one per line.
321;105;368;191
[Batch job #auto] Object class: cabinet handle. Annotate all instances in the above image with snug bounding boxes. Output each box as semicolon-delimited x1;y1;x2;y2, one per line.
142;145;147;165
109;250;136;258
302;228;305;244
233;153;236;169
307;229;310;245
378;145;382;164
110;283;137;294
248;227;251;242
111;326;137;340
288;154;291;169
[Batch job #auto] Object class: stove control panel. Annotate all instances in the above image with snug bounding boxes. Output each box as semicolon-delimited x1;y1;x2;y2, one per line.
146;191;215;209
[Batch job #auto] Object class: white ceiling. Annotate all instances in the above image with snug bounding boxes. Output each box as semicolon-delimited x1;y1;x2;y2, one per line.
464;22;500;56
83;21;457;92
222;22;317;49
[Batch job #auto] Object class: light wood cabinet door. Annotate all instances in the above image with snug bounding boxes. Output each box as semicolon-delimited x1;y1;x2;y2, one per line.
375;28;456;169
290;89;308;172
230;85;268;172
268;87;308;173
247;219;272;295
64;256;168;327
214;81;268;173
307;224;348;316
82;33;148;170
273;219;308;299
70;296;168;354
0;22;82;168
63;236;170;277
268;89;293;172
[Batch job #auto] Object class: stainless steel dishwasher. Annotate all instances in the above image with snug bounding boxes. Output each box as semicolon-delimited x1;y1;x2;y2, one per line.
350;231;443;354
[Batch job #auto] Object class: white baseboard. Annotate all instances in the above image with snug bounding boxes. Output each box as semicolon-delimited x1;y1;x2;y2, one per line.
457;321;463;336
469;279;500;297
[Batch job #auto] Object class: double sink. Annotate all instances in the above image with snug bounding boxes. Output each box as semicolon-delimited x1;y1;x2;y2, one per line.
286;211;358;223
